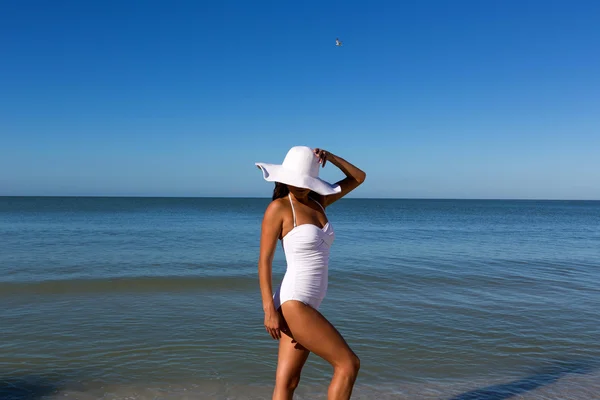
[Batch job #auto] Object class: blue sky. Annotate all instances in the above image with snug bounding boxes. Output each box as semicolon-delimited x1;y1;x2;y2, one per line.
1;0;599;199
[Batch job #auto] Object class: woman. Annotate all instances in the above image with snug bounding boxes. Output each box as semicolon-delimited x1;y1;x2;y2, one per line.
256;146;366;400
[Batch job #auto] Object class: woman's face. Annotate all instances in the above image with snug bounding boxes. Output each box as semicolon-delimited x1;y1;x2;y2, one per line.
288;185;310;199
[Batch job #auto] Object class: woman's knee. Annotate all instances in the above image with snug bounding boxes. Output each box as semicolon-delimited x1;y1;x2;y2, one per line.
349;353;361;375
336;352;360;377
275;371;301;391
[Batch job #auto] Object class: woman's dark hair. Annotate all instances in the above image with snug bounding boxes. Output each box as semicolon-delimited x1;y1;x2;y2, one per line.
272;182;320;202
272;182;289;200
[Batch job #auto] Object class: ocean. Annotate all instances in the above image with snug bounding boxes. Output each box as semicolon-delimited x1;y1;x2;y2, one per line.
1;197;599;399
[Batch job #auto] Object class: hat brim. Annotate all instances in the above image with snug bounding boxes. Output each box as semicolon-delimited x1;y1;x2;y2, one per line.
255;163;342;196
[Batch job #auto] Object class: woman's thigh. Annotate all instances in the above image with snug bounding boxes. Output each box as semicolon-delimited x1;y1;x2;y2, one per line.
280;300;357;368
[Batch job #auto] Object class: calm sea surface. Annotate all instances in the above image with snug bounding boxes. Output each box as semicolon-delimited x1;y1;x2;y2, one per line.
1;197;599;399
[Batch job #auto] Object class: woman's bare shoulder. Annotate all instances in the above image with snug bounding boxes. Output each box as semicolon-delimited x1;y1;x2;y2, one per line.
263;197;289;221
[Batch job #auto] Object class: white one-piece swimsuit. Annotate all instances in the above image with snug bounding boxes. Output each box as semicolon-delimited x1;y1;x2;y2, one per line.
273;194;335;310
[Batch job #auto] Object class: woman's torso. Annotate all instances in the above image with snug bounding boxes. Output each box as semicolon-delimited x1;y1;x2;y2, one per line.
281;194;335;271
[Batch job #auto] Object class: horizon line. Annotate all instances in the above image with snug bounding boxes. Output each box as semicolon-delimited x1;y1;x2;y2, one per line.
1;195;598;202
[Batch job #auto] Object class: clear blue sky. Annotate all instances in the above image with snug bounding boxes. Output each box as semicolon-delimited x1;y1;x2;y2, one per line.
1;0;599;199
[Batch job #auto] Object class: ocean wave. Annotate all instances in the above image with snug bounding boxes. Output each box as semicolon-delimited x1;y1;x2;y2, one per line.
0;275;257;296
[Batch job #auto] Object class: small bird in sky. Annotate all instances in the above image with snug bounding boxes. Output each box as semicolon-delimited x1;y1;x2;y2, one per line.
335;38;342;47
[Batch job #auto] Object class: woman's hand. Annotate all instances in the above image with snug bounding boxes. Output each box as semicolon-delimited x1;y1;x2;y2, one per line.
313;148;332;167
264;308;286;340
311;148;366;207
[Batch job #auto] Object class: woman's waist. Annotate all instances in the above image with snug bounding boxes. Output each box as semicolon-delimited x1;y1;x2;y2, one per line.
283;262;329;274
284;250;330;263
281;267;329;285
284;261;329;268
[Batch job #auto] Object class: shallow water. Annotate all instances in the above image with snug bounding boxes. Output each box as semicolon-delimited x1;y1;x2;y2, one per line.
1;197;599;398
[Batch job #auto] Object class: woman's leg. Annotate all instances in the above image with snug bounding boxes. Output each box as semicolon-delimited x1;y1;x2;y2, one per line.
280;300;360;400
273;329;310;400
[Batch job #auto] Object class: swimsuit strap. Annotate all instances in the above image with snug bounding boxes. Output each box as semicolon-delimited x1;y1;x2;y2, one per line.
288;193;297;227
310;197;326;213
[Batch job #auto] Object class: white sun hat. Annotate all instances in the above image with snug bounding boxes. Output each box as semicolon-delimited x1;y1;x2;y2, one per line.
255;146;342;196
